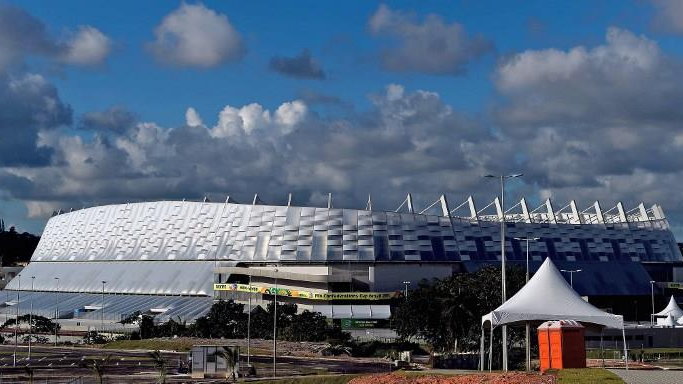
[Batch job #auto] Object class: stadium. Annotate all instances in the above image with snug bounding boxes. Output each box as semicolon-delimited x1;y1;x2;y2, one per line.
0;195;681;330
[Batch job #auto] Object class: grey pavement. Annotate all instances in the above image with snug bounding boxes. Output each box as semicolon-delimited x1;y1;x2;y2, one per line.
610;369;683;384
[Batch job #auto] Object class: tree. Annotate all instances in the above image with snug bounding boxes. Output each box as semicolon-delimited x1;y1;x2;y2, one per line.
2;315;59;334
148;350;167;384
213;347;238;382
391;265;526;356
191;300;247;338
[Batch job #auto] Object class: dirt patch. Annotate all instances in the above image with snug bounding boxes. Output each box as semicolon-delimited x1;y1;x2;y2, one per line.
349;372;556;384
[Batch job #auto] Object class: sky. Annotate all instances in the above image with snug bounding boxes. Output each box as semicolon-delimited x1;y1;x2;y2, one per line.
2;0;683;237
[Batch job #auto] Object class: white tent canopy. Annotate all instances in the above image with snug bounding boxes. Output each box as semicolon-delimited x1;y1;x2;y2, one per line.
654;296;683;319
481;258;623;329
479;258;627;371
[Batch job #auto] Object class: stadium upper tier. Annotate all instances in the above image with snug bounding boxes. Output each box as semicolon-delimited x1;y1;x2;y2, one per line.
4;196;681;296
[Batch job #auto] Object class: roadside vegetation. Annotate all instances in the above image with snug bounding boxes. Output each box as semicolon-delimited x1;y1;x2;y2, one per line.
555;368;624;383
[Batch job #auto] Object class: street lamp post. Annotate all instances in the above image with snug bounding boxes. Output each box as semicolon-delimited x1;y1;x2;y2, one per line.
54;277;59;346
514;237;539;372
247;274;252;368
485;173;522;371
560;269;582;288
101;281;107;333
13;274;20;367
272;268;279;378
402;281;411;299
29;276;35;360
650;280;656;326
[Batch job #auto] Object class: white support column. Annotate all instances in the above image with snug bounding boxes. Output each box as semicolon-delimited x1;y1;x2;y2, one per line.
467;196;479;221
520;198;532;223
327;193;332;209
407;193;414;214
440;195;451;217
546;198;557;224
366;194;372;211
252;194;260;205
653;204;666;220
287;193;293;207
494;197;503;221
616;202;628;223
638;203;649;222
594;201;605;223
570;200;583;224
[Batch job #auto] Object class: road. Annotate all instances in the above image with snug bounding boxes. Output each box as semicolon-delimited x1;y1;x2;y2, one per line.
610;369;683;384
0;344;390;383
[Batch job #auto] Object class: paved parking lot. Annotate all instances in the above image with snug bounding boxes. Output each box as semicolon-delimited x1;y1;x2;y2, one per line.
610;369;683;384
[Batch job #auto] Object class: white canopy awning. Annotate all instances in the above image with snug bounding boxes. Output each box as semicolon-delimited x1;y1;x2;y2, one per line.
481;258;623;329
654;296;683;319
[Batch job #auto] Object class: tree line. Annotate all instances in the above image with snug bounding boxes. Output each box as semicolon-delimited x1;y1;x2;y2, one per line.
0;223;40;266
121;299;348;343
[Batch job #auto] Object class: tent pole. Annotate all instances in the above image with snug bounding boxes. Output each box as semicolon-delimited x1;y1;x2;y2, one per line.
489;325;493;371
479;326;485;371
622;327;628;371
526;321;531;371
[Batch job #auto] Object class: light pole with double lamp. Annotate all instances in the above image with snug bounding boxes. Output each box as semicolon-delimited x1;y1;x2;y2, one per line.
101;281;107;333
13;274;20;367
247;274;252;368
29;276;35;360
514;237;539;371
560;269;582;288
272;268;278;378
54;277;60;346
484;173;523;371
402;281;411;299
650;280;656;325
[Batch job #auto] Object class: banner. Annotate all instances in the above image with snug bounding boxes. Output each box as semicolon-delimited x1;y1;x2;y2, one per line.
213;283;400;300
666;282;683;290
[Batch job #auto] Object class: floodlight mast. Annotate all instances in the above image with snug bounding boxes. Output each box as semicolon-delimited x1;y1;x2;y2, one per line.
483;173;522;372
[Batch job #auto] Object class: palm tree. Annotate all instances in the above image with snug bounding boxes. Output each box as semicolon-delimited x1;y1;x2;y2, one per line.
82;355;112;384
213;347;237;382
148;350;167;384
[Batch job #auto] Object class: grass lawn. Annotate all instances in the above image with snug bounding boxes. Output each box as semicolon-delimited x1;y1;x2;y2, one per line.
556;368;624;383
103;339;194;351
248;375;359;384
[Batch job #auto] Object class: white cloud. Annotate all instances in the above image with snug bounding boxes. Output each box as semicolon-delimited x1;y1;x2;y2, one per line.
148;3;244;68
61;26;112;66
185;107;203;127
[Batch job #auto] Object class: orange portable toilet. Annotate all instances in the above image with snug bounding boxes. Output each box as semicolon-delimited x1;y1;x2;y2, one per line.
537;320;586;372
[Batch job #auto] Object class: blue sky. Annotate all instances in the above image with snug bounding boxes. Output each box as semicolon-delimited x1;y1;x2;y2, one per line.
2;0;683;236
